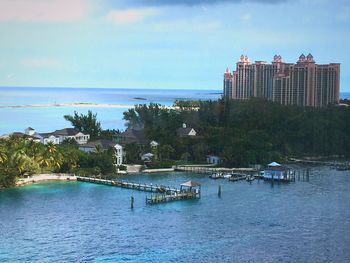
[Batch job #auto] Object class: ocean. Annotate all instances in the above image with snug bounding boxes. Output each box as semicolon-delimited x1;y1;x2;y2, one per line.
0;87;221;135
1;167;350;262
0;87;349;135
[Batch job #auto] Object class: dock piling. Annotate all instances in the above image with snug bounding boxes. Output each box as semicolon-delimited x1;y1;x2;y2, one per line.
130;196;134;209
218;185;222;197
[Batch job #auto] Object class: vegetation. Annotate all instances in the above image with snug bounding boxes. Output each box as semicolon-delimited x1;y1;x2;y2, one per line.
0;136;116;188
64;110;102;139
124;99;350;166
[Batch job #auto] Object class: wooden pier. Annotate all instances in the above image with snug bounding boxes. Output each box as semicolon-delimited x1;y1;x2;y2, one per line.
76;176;201;205
145;191;199;205
175;165;257;174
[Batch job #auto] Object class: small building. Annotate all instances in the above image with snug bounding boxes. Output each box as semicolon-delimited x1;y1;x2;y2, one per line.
177;123;197;137
180;180;201;197
206;155;222;165
79;139;123;166
150;140;159;148
141;152;154;162
5;131;42;143
262;162;290;181
24;127;35;136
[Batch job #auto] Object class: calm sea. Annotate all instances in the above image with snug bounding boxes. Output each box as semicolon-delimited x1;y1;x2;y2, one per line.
0;87;221;135
1;167;350;262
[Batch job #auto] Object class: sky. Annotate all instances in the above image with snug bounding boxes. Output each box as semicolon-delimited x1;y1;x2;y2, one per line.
0;0;349;91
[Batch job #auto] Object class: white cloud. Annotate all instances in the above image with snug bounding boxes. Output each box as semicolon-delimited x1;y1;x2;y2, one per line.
106;8;160;25
240;13;252;23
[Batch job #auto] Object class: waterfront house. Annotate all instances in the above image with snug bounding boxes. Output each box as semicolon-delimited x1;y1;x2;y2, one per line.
177;123;197;137
79;139;123;165
206;155;222;165
39;133;60;145
51;128;90;144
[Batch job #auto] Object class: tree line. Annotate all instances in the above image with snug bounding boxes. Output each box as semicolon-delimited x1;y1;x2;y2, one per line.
124;98;350;166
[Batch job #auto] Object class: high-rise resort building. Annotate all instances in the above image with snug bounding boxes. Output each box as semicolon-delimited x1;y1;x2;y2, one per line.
223;54;340;107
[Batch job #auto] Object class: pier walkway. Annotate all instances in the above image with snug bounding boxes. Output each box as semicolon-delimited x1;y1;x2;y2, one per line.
76;176;200;205
174;165;257;174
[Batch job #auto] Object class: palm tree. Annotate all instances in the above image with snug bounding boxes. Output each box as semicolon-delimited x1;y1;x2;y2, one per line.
0;144;7;164
41;142;62;170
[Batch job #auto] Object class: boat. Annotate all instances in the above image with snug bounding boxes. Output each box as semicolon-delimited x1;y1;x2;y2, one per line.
229;173;246;182
336;165;350;171
246;175;255;182
223;173;233;179
209;172;224;179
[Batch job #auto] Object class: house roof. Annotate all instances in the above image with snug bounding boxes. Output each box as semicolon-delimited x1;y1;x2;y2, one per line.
81;139;119;150
10;132;41;140
118;129;146;144
177;127;195;137
142;152;154;158
268;162;281;167
26;127;34;130
180;180;201;187
52;128;81;136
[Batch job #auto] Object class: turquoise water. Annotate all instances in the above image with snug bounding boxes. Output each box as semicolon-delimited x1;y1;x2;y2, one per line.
1;167;350;262
0;87;221;134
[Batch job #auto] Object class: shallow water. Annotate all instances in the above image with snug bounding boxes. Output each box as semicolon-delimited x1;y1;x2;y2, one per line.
0;167;350;262
0;87;221;134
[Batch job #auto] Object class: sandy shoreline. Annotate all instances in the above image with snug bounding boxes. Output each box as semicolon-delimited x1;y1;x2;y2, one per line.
16;174;77;187
0;103;181;110
0;103;136;109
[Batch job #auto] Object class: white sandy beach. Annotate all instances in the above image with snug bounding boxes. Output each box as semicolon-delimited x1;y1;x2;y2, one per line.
16;174;77;186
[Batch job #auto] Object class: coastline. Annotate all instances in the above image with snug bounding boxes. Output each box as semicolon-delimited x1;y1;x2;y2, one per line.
0;102;181;110
0;103;135;109
16;174;77;187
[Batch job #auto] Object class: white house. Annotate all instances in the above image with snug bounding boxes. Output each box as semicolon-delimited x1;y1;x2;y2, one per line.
51;128;90;144
79;139;123;166
42;135;60;145
150;140;159;148
25;127;35;136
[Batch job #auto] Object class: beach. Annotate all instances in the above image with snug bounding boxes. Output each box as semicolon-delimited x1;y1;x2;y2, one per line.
16;174;77;186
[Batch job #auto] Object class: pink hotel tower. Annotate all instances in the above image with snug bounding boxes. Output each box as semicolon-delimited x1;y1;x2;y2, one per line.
223;54;340;107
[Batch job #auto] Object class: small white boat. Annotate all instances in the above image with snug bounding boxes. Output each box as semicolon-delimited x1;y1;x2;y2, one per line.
223;173;232;179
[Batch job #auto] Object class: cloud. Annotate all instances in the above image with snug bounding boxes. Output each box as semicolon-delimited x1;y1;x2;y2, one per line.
20;58;60;67
335;8;350;22
153;20;222;32
0;0;89;23
240;13;252;23
106;8;160;24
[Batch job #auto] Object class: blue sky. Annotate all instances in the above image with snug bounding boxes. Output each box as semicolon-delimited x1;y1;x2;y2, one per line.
0;0;349;91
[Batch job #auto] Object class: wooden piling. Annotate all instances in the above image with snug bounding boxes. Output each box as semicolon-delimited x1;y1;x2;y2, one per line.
131;196;134;209
218;185;222;197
